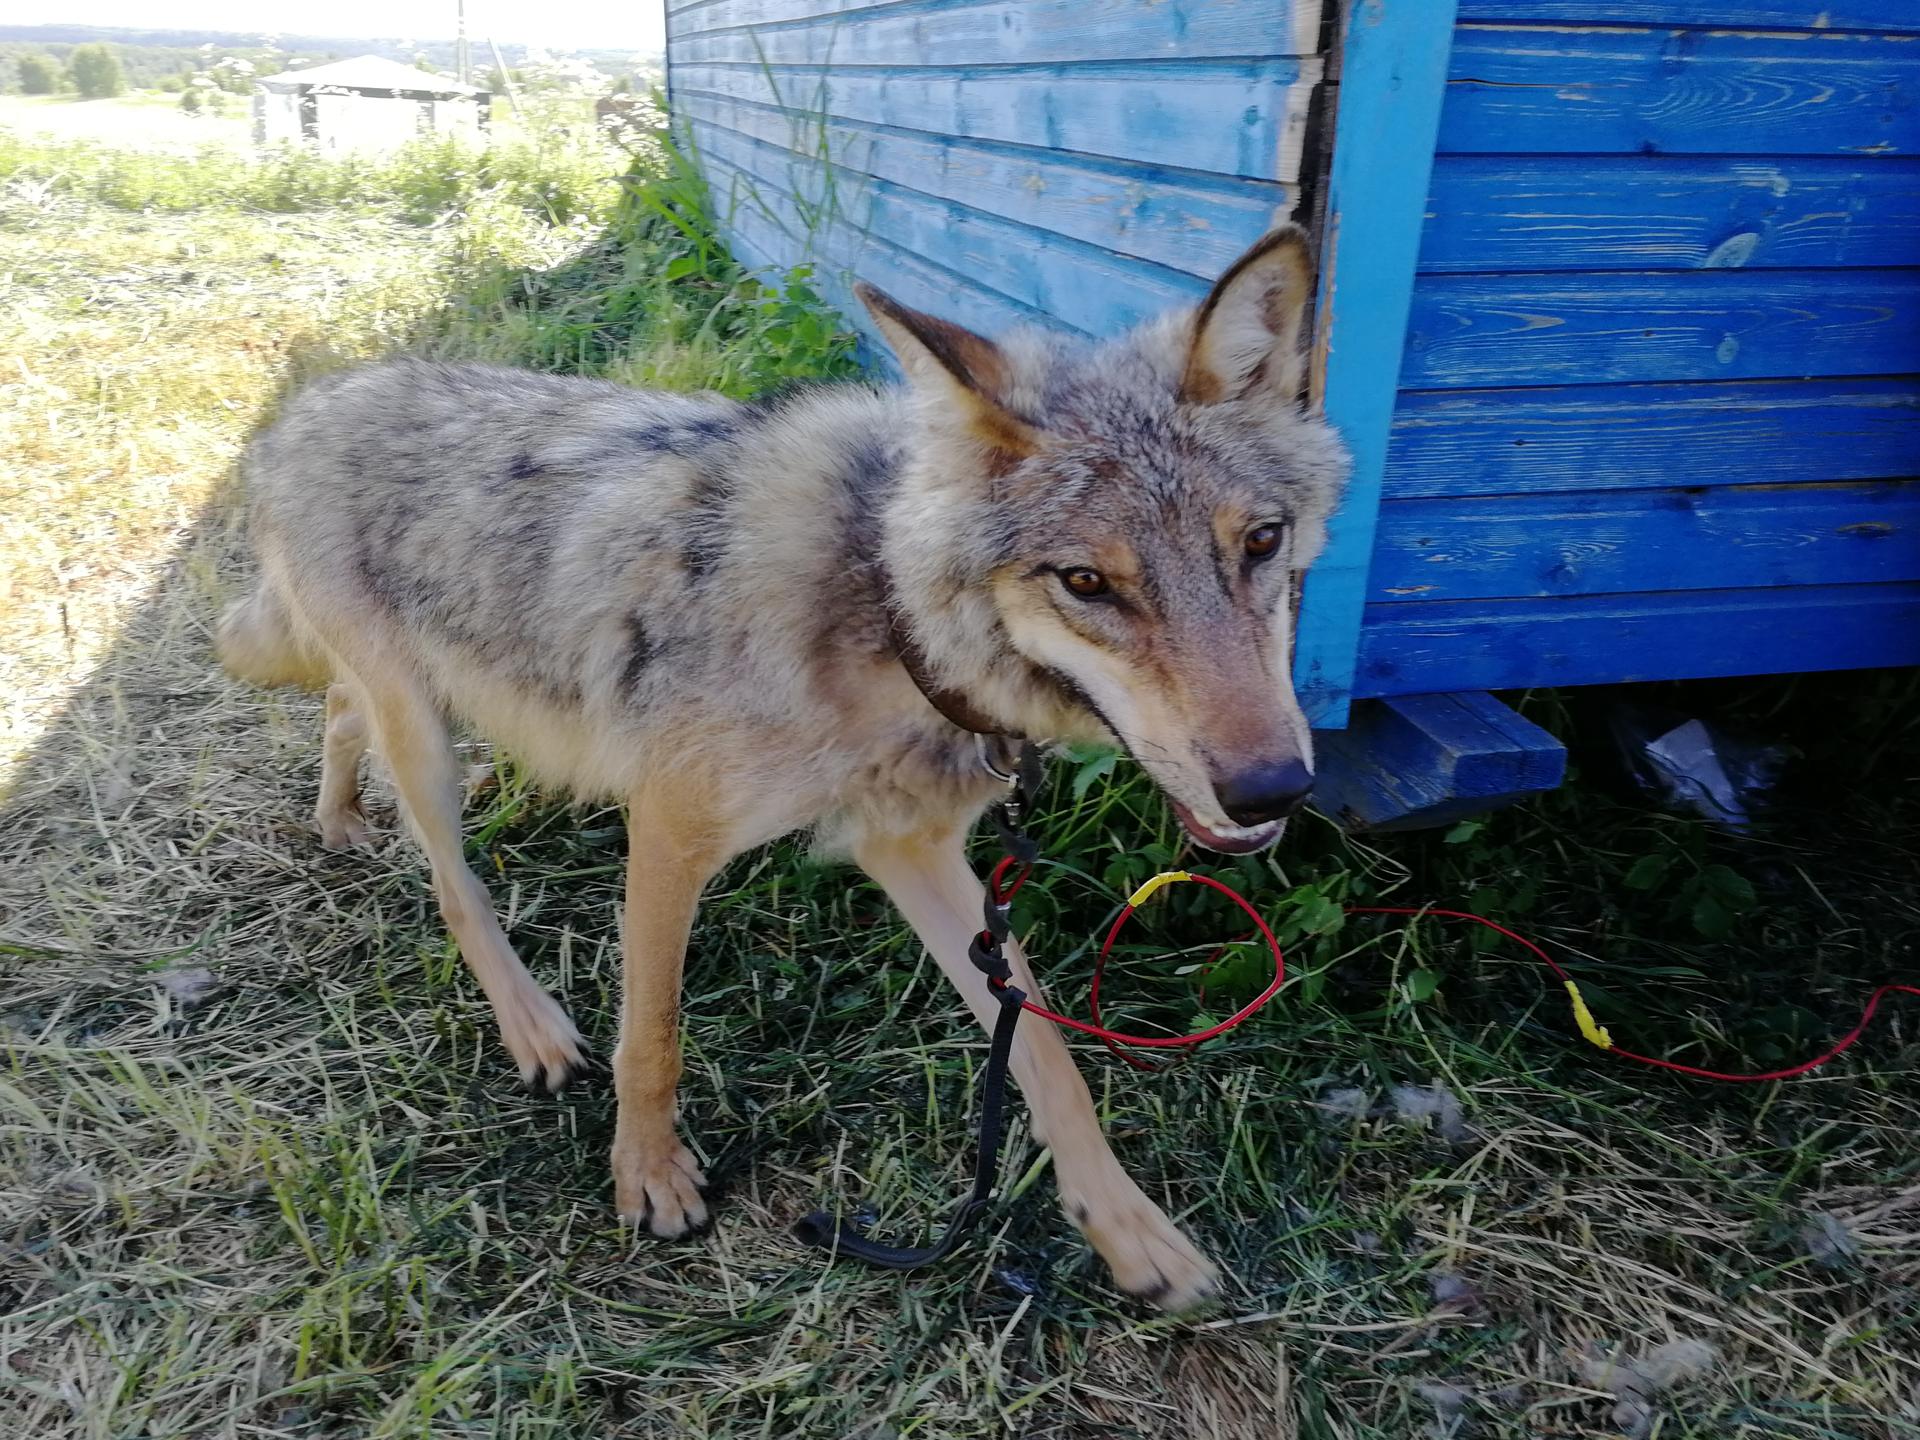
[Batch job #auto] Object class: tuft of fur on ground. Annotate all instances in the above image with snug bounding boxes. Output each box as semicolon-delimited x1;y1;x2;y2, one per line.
4;126;1919;1440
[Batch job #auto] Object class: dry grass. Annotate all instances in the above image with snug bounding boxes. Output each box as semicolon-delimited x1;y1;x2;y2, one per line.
3;136;1919;1440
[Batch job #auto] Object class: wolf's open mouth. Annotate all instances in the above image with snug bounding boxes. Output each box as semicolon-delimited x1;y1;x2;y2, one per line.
1169;801;1284;855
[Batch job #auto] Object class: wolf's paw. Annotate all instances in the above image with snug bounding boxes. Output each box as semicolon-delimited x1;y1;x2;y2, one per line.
316;802;374;851
497;984;587;1093
1063;1165;1218;1312
614;1136;709;1238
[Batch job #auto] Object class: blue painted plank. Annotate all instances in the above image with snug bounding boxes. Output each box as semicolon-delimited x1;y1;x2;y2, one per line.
1354;583;1920;696
1368;481;1920;603
1440;26;1920;157
698;146;1072;340
1457;3;1920;30
1400;270;1920;389
1385;379;1920;498
1296;0;1462;731
670;58;1315;180
1313;691;1566;831
677;92;1294;277
1421;155;1920;273
669;0;1324;64
690;120;1209;334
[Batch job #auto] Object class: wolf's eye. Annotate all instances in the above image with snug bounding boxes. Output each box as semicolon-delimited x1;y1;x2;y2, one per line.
1245;524;1285;560
1060;568;1109;599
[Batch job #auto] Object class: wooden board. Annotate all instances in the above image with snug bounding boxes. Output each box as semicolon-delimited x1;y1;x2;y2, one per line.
1456;3;1920;30
1312;691;1566;831
700;151;1061;335
1421;155;1920;273
1441;26;1920;157
672;58;1317;180
1355;583;1920;695
678;94;1291;278
1385;379;1920;498
669;0;1325;66
1400;270;1920;388
692;129;1208;332
1368;480;1920;602
1295;0;1461;727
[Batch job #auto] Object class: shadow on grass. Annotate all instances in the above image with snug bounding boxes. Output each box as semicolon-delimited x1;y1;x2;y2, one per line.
3;194;1920;1440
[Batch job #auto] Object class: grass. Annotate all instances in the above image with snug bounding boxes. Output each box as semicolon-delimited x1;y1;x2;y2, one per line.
2;119;1918;1440
0;92;252;151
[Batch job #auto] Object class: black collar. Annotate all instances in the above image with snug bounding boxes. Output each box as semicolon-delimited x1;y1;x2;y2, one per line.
886;608;1024;739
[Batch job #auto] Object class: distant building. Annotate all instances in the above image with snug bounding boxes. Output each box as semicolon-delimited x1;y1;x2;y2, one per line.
254;55;488;152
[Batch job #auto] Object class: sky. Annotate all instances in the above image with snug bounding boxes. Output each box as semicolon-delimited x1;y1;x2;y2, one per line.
18;2;666;55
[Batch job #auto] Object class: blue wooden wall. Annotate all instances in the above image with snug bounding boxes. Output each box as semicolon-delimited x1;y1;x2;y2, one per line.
668;0;1920;723
664;0;1325;365
1358;2;1920;697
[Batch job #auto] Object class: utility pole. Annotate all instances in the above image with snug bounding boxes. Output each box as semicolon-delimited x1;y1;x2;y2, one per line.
487;34;522;119
455;0;470;84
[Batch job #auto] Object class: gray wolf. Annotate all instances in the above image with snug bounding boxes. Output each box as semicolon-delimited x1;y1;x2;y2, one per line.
217;226;1348;1309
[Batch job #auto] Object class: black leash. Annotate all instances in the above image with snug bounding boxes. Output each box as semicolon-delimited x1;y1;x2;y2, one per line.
792;746;1043;1271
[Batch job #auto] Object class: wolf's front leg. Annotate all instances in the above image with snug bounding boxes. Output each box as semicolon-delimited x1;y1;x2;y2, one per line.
855;826;1219;1310
613;780;724;1236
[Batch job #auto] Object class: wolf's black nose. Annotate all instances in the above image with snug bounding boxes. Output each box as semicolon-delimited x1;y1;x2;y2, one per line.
1215;760;1313;827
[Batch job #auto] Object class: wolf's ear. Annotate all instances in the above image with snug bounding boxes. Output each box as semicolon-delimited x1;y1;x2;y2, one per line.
856;282;1042;470
1179;225;1314;408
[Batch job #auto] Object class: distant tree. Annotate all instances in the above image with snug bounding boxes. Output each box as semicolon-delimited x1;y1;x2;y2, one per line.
17;54;60;95
67;44;126;99
178;86;202;113
206;55;254;93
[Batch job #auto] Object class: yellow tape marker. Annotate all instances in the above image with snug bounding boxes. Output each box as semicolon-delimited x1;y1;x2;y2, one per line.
1563;980;1614;1051
1128;871;1192;908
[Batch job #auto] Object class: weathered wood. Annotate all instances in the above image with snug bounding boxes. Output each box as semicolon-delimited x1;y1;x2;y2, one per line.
1421;155;1920;273
670;0;1323;65
1312;691;1566;831
1369;481;1920;603
671;58;1316;180
678;93;1293;277
1385;379;1920;498
1296;0;1461;728
670;0;1325;47
1442;25;1920;157
1355;583;1920;696
1401;270;1920;389
699;149;1062;338
1457;2;1920;30
692;124;1208;333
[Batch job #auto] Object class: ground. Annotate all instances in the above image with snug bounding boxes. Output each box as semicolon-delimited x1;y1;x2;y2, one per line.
2;103;1917;1440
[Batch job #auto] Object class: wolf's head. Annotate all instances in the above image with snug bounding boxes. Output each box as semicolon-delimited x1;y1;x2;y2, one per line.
865;226;1349;853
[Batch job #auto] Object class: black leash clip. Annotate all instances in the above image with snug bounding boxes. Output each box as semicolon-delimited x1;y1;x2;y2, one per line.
990;742;1047;865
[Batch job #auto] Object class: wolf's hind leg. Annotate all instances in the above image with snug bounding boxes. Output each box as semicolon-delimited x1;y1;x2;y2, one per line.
855;825;1219;1311
609;773;723;1237
353;665;586;1090
316;683;373;850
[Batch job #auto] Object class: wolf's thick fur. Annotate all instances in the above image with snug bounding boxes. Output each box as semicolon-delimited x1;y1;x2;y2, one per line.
220;228;1347;1308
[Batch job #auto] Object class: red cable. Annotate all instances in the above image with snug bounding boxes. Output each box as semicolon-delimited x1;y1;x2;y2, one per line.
999;869;1917;1083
